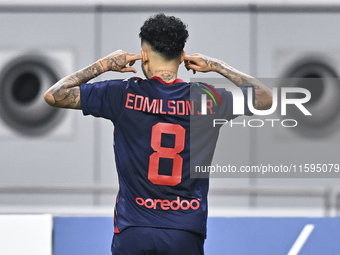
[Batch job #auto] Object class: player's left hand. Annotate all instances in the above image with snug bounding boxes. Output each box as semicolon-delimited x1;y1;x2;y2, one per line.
101;50;142;73
184;53;221;74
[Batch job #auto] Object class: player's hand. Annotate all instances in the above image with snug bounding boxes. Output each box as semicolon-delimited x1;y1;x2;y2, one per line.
101;50;142;73
184;53;222;74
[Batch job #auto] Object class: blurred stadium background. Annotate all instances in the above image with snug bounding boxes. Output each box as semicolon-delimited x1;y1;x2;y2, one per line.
0;0;340;254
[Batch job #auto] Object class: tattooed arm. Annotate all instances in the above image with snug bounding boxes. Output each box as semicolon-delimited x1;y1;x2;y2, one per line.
44;50;141;109
184;53;272;110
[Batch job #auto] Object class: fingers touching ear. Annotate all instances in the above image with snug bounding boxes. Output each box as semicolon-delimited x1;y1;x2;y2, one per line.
141;49;149;64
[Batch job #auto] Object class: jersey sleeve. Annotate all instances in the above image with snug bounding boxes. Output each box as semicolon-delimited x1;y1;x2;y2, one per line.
80;79;126;122
217;85;255;120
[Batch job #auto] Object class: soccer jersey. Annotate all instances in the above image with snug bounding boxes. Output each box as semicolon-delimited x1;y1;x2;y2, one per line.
80;76;253;238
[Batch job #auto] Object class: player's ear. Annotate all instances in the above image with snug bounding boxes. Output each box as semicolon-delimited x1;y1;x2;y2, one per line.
180;50;186;64
141;48;149;64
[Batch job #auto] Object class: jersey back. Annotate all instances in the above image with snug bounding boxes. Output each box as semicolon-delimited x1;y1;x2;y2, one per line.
80;76;253;237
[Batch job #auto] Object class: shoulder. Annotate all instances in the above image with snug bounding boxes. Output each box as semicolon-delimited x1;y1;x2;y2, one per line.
80;78;139;93
124;76;152;88
189;82;224;95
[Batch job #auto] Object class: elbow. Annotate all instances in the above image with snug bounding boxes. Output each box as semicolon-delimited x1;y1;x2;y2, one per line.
44;90;55;107
254;87;273;110
266;88;273;109
262;90;273;110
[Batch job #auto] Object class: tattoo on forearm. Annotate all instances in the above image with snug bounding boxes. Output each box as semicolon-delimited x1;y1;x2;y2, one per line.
89;64;104;77
210;59;272;110
49;62;104;108
47;51;135;109
189;54;272;110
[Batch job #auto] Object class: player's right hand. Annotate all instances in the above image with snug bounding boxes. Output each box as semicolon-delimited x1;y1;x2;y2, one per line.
102;50;142;73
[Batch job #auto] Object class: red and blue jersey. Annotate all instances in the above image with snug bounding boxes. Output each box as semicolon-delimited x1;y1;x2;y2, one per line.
80;77;253;238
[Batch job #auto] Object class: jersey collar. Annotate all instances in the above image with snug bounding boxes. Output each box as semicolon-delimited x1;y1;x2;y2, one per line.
150;76;185;85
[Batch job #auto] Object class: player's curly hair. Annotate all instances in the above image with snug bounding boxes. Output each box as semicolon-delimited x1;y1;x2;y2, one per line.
139;13;189;60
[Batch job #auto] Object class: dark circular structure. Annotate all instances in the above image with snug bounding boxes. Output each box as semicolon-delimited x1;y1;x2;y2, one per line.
280;58;340;138
0;55;65;136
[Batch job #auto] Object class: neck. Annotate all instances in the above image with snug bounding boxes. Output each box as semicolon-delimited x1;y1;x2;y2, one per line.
145;54;180;83
141;43;183;82
152;69;178;83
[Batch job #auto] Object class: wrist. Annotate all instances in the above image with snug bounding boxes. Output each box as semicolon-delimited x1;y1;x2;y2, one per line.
96;59;108;73
212;60;224;74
